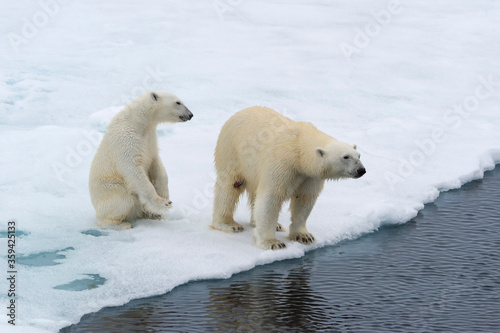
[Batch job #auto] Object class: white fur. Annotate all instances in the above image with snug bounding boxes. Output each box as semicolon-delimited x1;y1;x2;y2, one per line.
212;106;365;250
89;91;193;229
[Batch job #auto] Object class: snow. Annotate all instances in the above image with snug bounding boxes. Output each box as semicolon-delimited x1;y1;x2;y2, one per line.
1;0;500;331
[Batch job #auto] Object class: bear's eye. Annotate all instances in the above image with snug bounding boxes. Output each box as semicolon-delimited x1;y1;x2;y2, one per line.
343;155;349;159
176;101;181;105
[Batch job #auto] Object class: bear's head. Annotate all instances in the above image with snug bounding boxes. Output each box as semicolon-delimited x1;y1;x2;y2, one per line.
149;91;193;123
316;142;366;180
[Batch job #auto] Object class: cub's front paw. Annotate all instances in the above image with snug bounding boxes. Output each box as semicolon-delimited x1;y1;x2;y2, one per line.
290;232;315;245
144;196;172;214
157;190;170;201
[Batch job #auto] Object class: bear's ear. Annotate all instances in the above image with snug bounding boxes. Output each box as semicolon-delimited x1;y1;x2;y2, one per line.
316;147;325;158
151;92;159;102
353;144;357;150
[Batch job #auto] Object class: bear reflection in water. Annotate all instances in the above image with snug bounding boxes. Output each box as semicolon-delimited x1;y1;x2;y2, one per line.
63;260;349;332
206;264;343;332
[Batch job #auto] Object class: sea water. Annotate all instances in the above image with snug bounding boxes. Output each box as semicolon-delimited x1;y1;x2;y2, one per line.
62;167;500;332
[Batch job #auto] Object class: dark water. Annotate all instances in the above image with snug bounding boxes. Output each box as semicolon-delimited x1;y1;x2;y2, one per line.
62;167;500;333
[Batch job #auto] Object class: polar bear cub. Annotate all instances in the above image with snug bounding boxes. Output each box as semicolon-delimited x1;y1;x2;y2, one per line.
89;91;193;229
212;106;365;250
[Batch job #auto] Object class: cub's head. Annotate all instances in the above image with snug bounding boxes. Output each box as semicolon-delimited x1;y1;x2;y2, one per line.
150;91;193;123
316;142;366;180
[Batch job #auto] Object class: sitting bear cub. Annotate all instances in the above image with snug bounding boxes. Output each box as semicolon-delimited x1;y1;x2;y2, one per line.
89;91;193;229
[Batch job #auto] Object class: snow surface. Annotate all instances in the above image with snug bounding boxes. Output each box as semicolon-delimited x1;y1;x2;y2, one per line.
1;0;500;331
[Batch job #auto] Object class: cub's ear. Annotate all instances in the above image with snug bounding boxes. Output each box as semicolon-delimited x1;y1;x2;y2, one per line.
316;147;325;158
151;92;159;101
353;144;357;150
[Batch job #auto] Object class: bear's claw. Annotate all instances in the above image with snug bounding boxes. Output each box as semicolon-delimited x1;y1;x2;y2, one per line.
142;211;163;220
232;225;244;232
259;239;287;250
271;242;286;250
212;221;244;233
292;233;315;245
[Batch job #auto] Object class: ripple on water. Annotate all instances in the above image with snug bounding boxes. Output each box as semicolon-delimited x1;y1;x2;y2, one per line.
62;167;500;332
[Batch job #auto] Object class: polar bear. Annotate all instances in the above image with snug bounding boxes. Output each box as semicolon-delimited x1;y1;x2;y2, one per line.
212;106;365;250
89;91;193;229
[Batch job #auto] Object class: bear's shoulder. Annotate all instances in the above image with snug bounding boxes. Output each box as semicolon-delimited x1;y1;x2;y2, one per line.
295;121;318;132
294;121;336;148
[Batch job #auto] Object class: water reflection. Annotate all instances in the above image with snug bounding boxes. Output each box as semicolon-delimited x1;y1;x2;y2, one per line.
206;265;341;332
65;263;347;332
62;167;500;332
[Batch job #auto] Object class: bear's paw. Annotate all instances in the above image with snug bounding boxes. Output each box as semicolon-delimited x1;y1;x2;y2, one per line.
142;211;164;220
97;219;133;230
116;222;133;230
212;220;244;233
144;196;172;214
290;232;315;245
258;239;287;250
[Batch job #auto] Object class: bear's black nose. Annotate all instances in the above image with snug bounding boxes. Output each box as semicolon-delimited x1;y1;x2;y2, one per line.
180;110;194;122
356;168;366;178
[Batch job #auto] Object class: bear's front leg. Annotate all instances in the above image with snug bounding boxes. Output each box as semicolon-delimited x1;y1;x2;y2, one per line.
289;179;324;245
253;192;286;250
149;158;171;203
119;155;171;216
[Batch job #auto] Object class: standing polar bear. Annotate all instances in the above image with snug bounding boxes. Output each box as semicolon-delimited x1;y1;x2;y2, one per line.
89;91;193;229
212;107;365;250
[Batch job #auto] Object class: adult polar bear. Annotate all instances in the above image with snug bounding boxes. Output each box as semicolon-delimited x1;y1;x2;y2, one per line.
89;91;193;229
212;107;365;250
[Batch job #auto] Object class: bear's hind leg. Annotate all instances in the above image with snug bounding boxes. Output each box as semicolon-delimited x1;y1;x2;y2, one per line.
249;192;256;228
96;194;136;230
212;178;244;233
98;218;132;230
